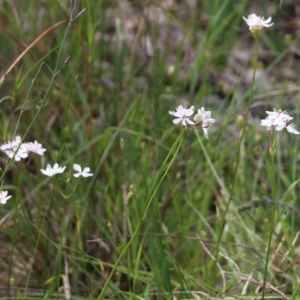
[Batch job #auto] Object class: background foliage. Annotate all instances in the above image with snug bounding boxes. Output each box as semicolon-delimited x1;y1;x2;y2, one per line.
1;0;300;299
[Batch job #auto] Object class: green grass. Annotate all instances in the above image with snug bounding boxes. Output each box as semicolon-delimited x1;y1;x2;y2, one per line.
1;0;300;299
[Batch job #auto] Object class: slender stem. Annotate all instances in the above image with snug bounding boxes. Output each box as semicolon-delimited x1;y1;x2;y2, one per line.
97;131;183;299
291;93;300;239
261;149;276;298
214;39;259;267
57;197;67;298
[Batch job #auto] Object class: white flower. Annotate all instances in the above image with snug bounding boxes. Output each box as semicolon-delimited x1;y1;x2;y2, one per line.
265;109;292;121
0;136;28;161
243;14;273;32
261;109;299;135
261;115;283;130
193;107;215;139
40;163;66;177
4;148;28;161
194;107;215;124
261;109;288;130
24;141;46;155
1;136;46;161
169;105;195;126
286;124;300;134
169;105;215;138
201;122;211;139
73;164;93;178
0;136;21;151
276;122;300;134
0;191;11;204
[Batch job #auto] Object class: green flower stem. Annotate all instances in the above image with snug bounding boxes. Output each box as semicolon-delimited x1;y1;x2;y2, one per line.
261;151;276;299
57;196;67;298
291;100;300;241
97;131;183;299
66;179;80;199
52;176;71;296
214;39;259;266
53;177;66;199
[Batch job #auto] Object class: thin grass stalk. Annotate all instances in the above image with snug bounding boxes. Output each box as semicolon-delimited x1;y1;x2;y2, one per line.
214;38;259;272
97;131;184;299
261;152;276;299
57;192;68;298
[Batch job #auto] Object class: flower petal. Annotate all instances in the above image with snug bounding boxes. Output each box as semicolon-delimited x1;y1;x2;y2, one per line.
73;164;82;172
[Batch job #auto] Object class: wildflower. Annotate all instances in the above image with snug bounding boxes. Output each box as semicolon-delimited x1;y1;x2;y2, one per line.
243;14;273;38
260;111;286;130
0;191;11;204
0;136;46;161
73;164;93;178
194;107;215;124
24;141;46;155
169;105;215;138
4;148;28;161
40;163;66;177
276;122;300;134
285;124;300;134
169;105;195;126
261;109;299;134
265;109;293;121
194;107;215;139
202;122;212;139
0;136;28;161
0;136;21;151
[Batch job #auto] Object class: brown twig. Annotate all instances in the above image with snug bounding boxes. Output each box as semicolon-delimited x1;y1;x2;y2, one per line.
0;19;68;86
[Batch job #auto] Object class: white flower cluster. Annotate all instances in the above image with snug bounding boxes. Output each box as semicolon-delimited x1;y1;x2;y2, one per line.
0;136;46;205
0;136;93;205
261;109;299;135
243;14;273;33
0;136;46;161
0;163;93;205
0;191;11;204
41;163;93;178
169;105;215;139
